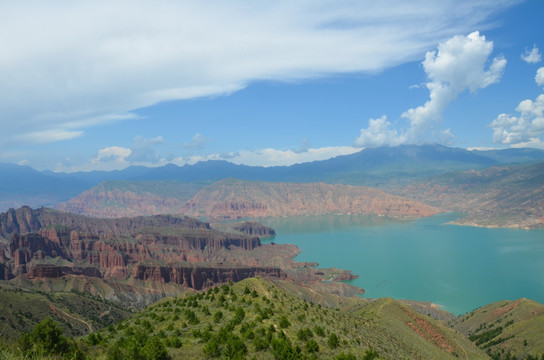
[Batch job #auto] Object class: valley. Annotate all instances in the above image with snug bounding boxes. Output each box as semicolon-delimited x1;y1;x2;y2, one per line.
1;145;543;359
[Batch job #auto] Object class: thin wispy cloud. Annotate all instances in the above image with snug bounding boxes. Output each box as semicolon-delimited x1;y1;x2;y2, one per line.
0;0;519;148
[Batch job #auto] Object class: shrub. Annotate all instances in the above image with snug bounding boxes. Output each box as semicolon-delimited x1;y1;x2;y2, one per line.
214;311;223;323
17;317;84;359
336;352;357;360
279;316;291;329
297;328;313;341
313;325;325;337
328;333;340;349
306;339;319;353
362;348;380;360
224;335;247;359
203;338;221;358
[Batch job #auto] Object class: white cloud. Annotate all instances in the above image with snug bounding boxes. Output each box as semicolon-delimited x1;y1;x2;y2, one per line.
490;94;544;145
90;146;132;165
355;116;403;147
510;138;544;149
521;45;542;64
173;146;361;168
490;66;544;147
89;135;164;167
356;31;506;147
467;146;499;151
402;31;506;140
17;129;84;144
536;67;544;86
0;1;518;147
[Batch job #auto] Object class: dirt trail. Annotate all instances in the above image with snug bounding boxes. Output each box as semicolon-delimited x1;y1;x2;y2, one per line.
49;304;93;333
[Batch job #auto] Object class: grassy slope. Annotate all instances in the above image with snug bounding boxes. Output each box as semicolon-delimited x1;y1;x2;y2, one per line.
83;277;487;360
451;298;544;360
0;282;132;341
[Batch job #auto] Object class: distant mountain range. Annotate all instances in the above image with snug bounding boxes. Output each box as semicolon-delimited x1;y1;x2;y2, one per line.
2;144;544;225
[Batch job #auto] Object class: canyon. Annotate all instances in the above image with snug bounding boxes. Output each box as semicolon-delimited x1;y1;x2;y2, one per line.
0;206;357;308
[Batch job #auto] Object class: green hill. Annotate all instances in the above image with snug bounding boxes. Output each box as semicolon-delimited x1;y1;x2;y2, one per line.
451;298;544;360
0;282;132;341
79;277;486;360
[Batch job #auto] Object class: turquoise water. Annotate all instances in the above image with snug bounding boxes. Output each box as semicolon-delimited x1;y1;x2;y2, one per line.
261;214;544;315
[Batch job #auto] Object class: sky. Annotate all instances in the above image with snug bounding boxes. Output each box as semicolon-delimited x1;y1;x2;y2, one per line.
1;0;543;172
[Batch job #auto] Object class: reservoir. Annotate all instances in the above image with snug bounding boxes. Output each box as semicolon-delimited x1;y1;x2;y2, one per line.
262;213;544;315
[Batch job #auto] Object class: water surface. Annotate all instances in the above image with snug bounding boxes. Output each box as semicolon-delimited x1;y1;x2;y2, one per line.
262;214;544;315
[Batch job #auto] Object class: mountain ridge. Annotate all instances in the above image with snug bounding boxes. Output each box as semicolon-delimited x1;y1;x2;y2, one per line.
3;144;544;212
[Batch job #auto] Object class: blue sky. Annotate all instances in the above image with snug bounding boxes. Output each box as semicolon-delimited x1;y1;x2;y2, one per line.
1;0;543;172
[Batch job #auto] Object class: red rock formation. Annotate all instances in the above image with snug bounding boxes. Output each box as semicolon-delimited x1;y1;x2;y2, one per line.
1;207;272;291
132;264;286;290
26;264;102;279
183;180;440;219
231;222;276;237
0;206;211;239
9;233;65;265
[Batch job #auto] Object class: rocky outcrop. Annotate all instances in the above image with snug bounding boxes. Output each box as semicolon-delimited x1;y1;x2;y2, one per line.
0;207;361;303
0;208;274;292
135;231;260;251
0;206;41;237
132;264;286;290
26;265;102;279
9;233;66;266
0;206;210;239
231;222;276;237
0;263;13;280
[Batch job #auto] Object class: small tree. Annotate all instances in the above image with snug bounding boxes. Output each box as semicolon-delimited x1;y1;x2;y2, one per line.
306;339;319;353
18;317;84;359
328;333;340;349
362;348;380;360
214;310;223;323
279;316;291;329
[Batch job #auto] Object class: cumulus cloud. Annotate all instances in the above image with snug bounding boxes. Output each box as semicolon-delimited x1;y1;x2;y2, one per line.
89;135;164;169
356;31;506;147
0;1;518;147
355;116;402;147
402;31;506;141
490;94;544;145
536;67;544;86
521;45;542;64
90;146;131;165
490;66;544;147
